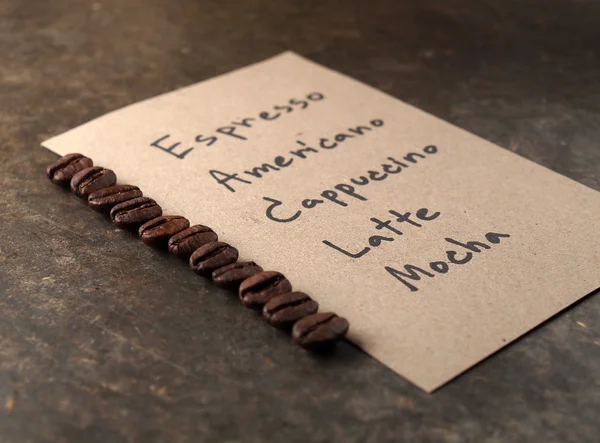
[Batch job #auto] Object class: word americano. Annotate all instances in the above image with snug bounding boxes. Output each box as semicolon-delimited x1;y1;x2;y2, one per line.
208;118;385;193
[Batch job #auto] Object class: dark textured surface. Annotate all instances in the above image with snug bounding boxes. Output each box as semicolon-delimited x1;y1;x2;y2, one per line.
1;1;600;441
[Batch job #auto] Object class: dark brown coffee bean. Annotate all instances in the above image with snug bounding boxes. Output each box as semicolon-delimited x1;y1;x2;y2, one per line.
168;225;218;259
88;184;142;213
189;242;238;276
110;197;163;229
239;271;292;309
292;312;349;350
212;261;263;290
138;216;190;248
46;153;93;186
262;292;319;328
70;166;117;198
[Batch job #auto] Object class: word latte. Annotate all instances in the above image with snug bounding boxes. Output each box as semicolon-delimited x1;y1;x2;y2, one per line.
323;207;441;259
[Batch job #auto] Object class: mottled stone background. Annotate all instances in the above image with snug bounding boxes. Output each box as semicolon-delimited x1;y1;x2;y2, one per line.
1;1;599;442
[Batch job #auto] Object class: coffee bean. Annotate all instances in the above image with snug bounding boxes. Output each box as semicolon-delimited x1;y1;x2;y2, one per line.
212;261;263;290
262;292;319;328
189;242;238;276
70;166;117;198
110;197;162;229
292;312;349;350
88;184;142;213
138;215;190;248
46;153;93;186
168;225;218;259
239;271;292;309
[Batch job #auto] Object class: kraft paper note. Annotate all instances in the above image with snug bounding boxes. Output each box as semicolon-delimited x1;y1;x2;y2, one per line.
42;52;600;392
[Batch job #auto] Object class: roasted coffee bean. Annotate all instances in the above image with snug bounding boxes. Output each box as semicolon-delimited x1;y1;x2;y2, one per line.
110;197;162;229
70;166;117;198
46;153;93;186
139;215;190;248
292;312;349;350
239;271;292;309
88;184;142;213
168;225;218;259
189;242;238;276
212;261;263;290
138;215;190;248
262;292;319;328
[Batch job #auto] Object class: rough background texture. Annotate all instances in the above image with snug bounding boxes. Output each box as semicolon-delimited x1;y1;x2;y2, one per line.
1;1;599;442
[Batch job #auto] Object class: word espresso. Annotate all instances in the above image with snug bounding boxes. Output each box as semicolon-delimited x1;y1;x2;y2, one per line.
386;232;511;292
209;118;385;193
150;92;325;159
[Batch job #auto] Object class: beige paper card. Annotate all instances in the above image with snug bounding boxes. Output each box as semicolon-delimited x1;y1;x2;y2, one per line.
42;52;600;392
